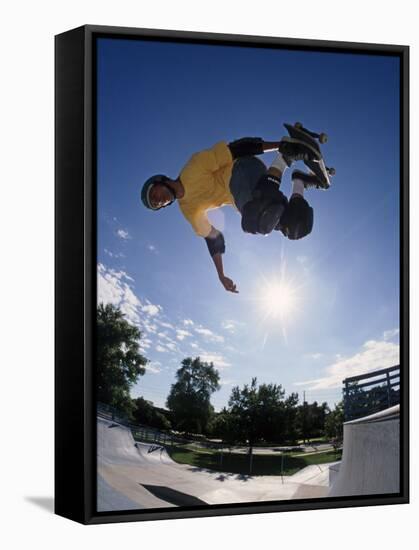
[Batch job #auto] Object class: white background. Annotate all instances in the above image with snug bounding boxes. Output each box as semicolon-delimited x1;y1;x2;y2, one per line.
1;0;416;547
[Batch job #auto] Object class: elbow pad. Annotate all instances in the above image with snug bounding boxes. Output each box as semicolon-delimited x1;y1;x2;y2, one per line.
228;137;264;159
205;231;226;256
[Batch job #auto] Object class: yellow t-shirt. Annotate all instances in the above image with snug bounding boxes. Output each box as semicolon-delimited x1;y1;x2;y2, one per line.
178;141;235;237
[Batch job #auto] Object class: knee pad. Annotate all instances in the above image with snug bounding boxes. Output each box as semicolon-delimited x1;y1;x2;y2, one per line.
278;196;314;240
252;174;282;201
241;188;288;235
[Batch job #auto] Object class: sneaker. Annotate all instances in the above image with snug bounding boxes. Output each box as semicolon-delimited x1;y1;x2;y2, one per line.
278;139;318;166
291;169;322;189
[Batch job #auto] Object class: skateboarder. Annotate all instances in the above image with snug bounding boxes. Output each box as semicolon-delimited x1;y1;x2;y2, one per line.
141;135;326;293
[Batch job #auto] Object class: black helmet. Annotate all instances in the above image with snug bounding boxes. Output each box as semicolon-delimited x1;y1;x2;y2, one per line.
141;175;176;210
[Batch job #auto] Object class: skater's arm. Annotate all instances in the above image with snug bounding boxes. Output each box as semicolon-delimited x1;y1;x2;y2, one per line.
205;227;238;293
228;138;282;159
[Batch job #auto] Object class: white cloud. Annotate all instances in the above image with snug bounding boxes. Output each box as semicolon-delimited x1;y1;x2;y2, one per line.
221;320;242;333
159;321;174;330
199;352;231;369
97;263;142;325
145;362;162;374
304;353;323;360
117;229;131;240
155;345;167;353
383;328;399;341
183;319;194;326
97;264;163;337
142;303;161;316
225;345;239;354
176;329;191;341
190;343;199;349
295;337;400;390
104;248;125;259
195;326;224;343
147;244;158;253
143;321;158;333
220;378;235;387
139;337;152;350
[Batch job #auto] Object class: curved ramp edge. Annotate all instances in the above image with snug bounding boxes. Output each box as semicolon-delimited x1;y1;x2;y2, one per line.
329;406;400;497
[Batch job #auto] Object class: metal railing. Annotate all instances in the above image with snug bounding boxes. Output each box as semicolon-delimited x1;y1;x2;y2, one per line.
96;402;342;476
97;401;223;450
342;365;400;421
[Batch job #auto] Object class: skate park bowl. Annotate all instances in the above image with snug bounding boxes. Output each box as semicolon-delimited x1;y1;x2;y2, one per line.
329;405;400;497
97;416;337;512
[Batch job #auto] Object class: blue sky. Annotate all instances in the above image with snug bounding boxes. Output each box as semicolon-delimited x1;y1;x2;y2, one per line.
96;37;400;411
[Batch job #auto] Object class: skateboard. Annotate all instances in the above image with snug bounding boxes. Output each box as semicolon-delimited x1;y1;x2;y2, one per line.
282;122;335;189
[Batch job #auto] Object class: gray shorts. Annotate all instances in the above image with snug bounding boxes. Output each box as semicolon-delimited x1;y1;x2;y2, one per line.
229;156;267;212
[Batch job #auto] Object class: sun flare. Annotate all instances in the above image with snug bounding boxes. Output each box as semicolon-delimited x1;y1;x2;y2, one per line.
252;255;305;343
260;280;298;320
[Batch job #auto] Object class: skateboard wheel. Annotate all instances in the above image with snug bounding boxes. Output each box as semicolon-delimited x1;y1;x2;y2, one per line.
294;122;303;129
327;167;336;176
319;133;328;144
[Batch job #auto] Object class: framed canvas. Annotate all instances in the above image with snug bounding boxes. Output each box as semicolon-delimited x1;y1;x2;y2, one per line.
55;25;409;525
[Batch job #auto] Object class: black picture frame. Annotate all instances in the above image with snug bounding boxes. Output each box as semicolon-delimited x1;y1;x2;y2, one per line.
55;24;409;525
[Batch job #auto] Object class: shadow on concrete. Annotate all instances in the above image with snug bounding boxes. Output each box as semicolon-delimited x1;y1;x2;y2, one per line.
184;466;255;482
141;484;207;506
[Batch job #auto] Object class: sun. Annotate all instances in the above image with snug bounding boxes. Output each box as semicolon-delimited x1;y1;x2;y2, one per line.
260;279;299;321
250;253;305;342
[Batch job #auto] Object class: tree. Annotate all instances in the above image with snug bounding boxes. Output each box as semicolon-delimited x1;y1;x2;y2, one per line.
132;397;171;431
97;303;147;416
166;357;220;434
282;392;300;443
324;402;344;441
210;407;241;447
228;378;289;444
296;400;329;442
227;378;290;473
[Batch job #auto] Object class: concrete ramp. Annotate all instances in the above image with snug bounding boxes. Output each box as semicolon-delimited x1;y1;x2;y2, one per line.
291;462;339;486
329;405;400;497
97;417;334;512
134;441;175;465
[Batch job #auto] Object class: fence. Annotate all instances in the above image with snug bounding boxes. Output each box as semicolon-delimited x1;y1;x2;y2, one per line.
97;401;223;450
342;365;400;421
97;402;342;476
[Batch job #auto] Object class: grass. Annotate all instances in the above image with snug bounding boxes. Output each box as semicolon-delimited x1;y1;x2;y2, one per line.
168;445;342;476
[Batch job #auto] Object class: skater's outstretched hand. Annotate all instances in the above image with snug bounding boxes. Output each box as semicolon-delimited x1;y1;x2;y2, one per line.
219;275;239;293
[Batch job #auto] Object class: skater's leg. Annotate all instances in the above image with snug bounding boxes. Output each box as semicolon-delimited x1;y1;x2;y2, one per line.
290;173;305;198
229;156;267;212
232;147;314;236
276;170;314;239
240;153;289;235
267;152;289;181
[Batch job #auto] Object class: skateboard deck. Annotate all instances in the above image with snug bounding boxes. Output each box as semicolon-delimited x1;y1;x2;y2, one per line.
282;122;335;189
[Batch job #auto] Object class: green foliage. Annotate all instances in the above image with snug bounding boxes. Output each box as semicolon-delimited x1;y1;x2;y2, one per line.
324;401;344;441
210;407;241;445
227;377;294;446
166;357;220;434
132;397;171;430
296;401;330;442
96;303;147;417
